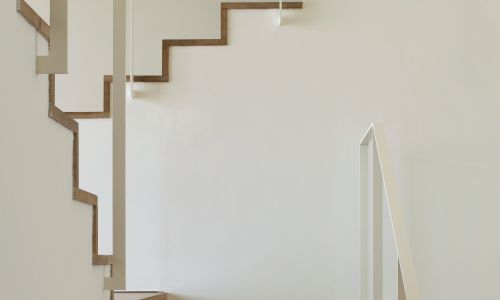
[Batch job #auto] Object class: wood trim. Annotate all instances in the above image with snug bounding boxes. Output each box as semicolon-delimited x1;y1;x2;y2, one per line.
36;0;68;74
18;7;114;269
74;188;98;206
49;105;78;133
66;111;111;119
17;0;50;41
48;74;114;266
113;292;168;300
66;80;112;119
93;254;114;266
142;294;168;300
222;2;303;9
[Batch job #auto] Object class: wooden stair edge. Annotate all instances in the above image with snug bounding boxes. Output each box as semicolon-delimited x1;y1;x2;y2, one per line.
66;111;111;119
17;0;50;41
112;292;168;300
142;293;168;300
49;105;79;133
93;254;114;266
73;188;98;206
222;1;303;9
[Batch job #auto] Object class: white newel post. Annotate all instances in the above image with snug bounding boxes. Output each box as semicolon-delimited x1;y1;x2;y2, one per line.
105;0;126;291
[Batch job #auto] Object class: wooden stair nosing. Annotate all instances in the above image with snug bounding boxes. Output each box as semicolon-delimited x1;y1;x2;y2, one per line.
49;104;79;133
222;2;303;9
74;188;98;206
142;294;168;300
112;292;168;300
17;0;50;41
66;79;112;119
93;254;114;266
66;111;111;119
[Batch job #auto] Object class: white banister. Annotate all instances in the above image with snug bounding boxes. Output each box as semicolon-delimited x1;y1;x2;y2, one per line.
360;123;421;300
105;0;127;291
35;0;68;74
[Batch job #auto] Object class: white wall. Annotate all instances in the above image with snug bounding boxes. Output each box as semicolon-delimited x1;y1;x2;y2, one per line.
0;1;108;299
59;0;500;299
56;0;113;112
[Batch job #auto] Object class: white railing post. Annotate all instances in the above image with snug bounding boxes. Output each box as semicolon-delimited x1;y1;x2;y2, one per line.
372;140;383;300
360;123;421;300
105;0;127;291
36;0;68;74
360;129;370;300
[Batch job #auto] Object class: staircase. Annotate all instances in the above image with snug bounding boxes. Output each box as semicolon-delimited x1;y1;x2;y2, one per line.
16;1;303;299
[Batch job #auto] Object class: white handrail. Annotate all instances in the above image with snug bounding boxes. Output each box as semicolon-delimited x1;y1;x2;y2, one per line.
360;123;421;300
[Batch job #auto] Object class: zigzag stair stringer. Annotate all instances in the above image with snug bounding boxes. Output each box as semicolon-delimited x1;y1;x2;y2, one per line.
66;1;303;119
18;3;168;299
17;0;114;269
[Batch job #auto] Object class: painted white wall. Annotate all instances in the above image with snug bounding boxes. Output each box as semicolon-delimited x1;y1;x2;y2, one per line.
56;0;113;112
58;0;500;299
0;1;108;299
78;119;114;255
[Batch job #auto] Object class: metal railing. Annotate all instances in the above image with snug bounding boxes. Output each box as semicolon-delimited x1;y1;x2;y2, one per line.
360;123;421;300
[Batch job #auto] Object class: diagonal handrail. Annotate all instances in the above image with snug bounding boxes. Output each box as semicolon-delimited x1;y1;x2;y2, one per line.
360;123;421;300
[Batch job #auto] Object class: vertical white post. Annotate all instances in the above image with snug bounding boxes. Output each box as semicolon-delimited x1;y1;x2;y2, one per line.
361;124;420;300
37;0;68;74
360;131;370;300
105;0;126;291
372;139;383;300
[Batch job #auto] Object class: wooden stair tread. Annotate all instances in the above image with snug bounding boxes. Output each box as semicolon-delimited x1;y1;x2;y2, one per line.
93;254;114;266
66;111;111;119
222;2;303;9
74;188;98;206
113;292;167;300
17;0;50;41
49;105;79;133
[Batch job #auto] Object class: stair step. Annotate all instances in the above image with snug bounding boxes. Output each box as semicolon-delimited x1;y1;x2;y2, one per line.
113;292;167;300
